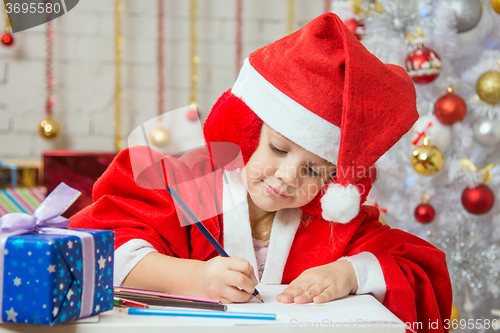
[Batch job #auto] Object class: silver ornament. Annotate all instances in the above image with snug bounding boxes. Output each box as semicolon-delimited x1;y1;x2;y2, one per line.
429;223;500;300
447;0;482;33
367;0;421;38
473;118;500;146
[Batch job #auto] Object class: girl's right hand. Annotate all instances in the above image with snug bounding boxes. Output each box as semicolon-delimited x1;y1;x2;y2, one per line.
195;256;258;303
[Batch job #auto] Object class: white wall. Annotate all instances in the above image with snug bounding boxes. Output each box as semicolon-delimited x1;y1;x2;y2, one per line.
0;0;326;159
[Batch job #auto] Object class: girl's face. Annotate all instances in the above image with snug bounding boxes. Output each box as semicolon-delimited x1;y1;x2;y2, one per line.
242;123;337;219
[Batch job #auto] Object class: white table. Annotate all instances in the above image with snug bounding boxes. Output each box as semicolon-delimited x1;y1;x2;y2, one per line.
0;293;406;333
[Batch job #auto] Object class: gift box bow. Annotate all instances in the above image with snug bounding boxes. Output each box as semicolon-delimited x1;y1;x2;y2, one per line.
0;182;100;323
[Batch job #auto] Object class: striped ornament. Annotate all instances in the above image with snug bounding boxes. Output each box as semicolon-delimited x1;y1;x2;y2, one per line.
0;187;46;216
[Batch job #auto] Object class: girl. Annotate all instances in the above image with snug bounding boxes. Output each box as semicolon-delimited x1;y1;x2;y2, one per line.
70;13;452;332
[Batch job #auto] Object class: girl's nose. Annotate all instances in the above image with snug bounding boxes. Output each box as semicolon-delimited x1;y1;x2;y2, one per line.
275;164;298;186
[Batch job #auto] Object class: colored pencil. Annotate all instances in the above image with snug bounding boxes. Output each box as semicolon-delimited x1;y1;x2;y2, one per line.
114;290;219;304
113;286;221;304
114;294;227;311
120;307;276;320
114;297;149;308
160;172;263;303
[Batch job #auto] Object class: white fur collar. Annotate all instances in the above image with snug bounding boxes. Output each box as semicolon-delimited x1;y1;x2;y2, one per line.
222;169;302;284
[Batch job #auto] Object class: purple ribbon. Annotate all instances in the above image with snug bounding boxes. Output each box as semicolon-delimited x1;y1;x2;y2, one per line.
0;183;96;323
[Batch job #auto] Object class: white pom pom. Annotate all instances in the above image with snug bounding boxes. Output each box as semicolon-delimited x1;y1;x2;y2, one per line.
320;184;361;223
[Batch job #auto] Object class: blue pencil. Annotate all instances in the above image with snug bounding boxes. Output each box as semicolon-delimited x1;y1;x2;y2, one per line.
123;307;276;320
165;175;264;303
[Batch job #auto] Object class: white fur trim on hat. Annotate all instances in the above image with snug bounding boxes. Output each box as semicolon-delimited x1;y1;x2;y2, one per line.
232;58;341;165
320;183;361;223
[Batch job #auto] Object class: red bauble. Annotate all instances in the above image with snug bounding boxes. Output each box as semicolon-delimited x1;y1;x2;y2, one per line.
1;32;14;47
414;203;435;223
343;18;365;41
405;46;442;84
461;184;495;215
434;93;467;125
188;109;200;121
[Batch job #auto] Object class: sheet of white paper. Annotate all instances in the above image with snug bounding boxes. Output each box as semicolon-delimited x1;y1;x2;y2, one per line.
225;284;405;327
102;285;405;329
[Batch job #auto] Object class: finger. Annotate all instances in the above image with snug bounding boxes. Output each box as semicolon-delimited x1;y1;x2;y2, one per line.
312;284;346;304
277;282;312;303
291;283;327;304
223;269;257;298
227;257;258;285
224;286;255;303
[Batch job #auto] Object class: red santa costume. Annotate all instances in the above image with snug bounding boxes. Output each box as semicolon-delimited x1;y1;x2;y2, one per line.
70;13;452;333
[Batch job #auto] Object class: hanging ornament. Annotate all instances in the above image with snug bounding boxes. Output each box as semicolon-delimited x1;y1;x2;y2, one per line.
343;18;365;41
39;117;61;140
188;0;201;121
148;0;170;148
1;31;13;46
476;70;500;105
39;20;60;140
414;194;435;224
411;114;452;152
114;0;124;151
411;137;444;176
473;118;500;146
447;0;482;33
1;2;13;47
149;121;171;147
433;87;467;125
187;105;200;121
462;184;495;214
492;0;500;15
405;28;442;84
450;303;460;325
367;0;418;39
459;158;495;214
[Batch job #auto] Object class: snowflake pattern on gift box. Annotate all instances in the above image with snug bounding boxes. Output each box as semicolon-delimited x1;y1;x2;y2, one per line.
2;230;114;325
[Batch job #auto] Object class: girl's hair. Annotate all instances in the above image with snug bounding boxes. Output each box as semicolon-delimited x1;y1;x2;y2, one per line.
251;211;276;242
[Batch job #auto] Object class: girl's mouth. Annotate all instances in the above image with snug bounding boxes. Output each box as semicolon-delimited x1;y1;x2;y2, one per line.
264;182;290;200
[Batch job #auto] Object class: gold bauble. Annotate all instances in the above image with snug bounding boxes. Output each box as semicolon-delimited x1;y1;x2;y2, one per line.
450;303;460;328
149;122;171;147
379;216;386;225
38;117;61;140
411;138;444;176
492;0;500;14
476;70;500;104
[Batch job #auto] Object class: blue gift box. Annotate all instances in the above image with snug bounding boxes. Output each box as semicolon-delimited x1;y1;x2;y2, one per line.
0;183;115;325
1;229;114;325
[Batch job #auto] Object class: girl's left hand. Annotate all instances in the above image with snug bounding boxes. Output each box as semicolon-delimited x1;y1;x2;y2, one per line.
276;260;358;304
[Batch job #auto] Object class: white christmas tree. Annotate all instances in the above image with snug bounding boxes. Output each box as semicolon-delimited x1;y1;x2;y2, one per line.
332;0;500;331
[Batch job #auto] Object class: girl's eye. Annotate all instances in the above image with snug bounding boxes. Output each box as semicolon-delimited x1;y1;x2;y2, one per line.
307;166;322;178
269;143;287;154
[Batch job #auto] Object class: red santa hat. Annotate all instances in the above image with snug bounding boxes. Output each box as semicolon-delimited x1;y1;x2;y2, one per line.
203;13;418;224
